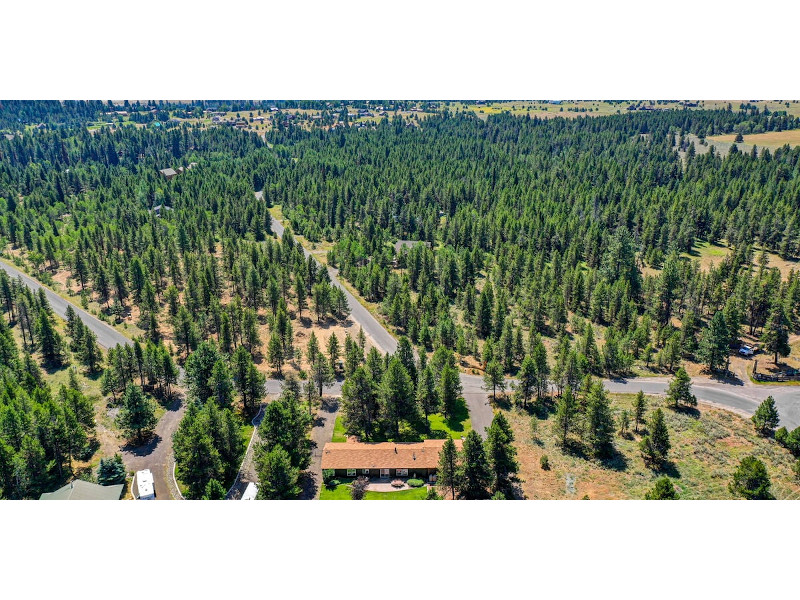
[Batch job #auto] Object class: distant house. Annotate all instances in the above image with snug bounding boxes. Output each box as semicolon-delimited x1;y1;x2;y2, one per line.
159;167;178;180
393;239;432;254
40;480;124;500
321;439;462;482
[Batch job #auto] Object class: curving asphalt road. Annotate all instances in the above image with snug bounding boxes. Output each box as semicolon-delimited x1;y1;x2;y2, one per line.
0;260;187;500
263;194;800;434
0;260;131;349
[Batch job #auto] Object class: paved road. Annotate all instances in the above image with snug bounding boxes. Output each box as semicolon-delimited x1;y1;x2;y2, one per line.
265;199;800;434
0;260;131;350
603;376;800;430
0;260;188;499
266;199;496;439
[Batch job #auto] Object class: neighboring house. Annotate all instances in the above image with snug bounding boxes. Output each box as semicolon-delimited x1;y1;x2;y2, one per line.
159;167;177;180
393;239;432;255
321;439;463;482
40;480;124;500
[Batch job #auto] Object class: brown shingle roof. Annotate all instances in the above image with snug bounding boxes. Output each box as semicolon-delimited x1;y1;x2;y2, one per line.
321;439;462;470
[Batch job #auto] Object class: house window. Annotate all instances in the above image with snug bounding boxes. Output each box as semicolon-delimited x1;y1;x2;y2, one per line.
347;469;356;477
362;469;370;475
380;469;390;478
396;468;408;476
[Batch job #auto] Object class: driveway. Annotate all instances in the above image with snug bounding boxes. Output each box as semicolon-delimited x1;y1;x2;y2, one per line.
0;260;188;499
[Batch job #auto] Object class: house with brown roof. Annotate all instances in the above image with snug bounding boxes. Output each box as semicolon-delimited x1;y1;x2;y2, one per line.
321;439;462;482
159;167;178;180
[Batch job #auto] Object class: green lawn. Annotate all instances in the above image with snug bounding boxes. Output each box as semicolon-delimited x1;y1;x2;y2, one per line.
331;398;471;444
332;416;347;442
320;482;429;500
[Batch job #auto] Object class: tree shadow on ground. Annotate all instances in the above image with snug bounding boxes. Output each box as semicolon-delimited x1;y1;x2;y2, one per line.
299;471;319;500
668;404;701;419
122;434;161;457
708;369;744;386
599;447;629;472
654;460;681;478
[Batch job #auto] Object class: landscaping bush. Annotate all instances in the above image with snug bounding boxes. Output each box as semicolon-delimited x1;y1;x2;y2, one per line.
350;476;369;500
407;478;425;488
425;487;441;500
793;459;800;482
322;469;335;486
540;455;550;470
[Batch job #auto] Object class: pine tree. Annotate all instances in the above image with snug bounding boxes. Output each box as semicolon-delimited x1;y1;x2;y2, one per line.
36;311;64;365
268;330;284;376
486;412;518;495
97;453;126;485
729;456;773;500
482;359;505;402
327;332;340;375
416;365;439;429
751;396;780;435
697;311;729;373
666;367;696;409
117;384;157;444
438;362;462;419
645;476;678;500
639;408;670;467
437;437;460;500
633;390;647;434
585;382;615;457
341;366;378;440
457;430;491;499
201;478;227;500
762;300;790;365
379;357;416;438
553;385;577;447
514;354;536;408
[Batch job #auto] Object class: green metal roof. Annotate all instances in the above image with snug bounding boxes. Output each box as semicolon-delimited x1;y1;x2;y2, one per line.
40;480;124;500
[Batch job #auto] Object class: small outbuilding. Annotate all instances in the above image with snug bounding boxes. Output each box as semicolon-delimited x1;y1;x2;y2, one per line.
159;167;178;180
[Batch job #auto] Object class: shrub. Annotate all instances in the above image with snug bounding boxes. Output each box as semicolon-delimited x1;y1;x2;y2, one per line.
491;491;507;500
425;487;441;500
775;427;788;446
322;469;335;486
793;459;800;482
540;455;550;470
407;478;425;488
97;454;126;486
350;476;369;500
645;476;678;500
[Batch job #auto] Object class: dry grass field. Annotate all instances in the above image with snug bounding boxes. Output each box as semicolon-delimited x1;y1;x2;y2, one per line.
709;129;800;150
503;392;800;500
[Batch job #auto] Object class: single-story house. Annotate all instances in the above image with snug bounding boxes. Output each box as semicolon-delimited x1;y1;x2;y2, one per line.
159;167;177;180
321;439;462;482
40;480;124;500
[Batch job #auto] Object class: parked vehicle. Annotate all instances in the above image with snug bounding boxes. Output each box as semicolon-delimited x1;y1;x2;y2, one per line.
136;469;155;500
739;345;754;357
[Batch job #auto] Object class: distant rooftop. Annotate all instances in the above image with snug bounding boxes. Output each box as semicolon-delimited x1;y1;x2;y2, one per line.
40;480;123;501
